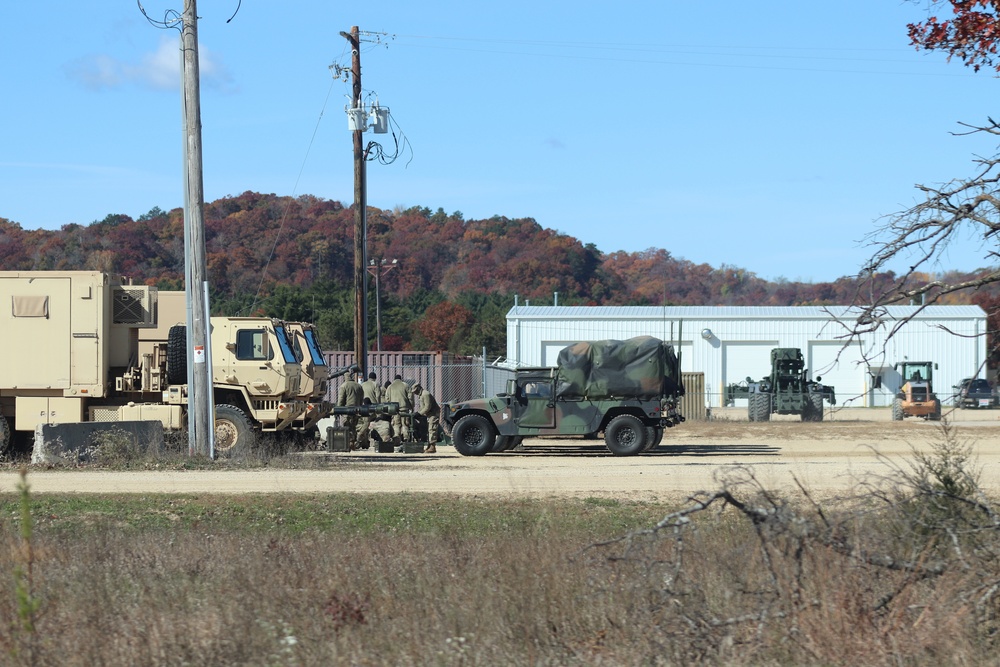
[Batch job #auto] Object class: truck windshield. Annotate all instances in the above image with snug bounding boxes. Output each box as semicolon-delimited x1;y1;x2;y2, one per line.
303;329;327;366
272;326;297;363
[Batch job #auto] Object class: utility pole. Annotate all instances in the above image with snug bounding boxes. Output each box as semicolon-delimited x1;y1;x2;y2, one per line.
366;258;398;352
340;25;368;377
181;0;213;457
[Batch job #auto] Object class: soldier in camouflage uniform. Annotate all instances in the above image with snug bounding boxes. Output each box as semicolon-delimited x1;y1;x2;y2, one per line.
412;383;440;453
358;372;383;448
385;374;413;441
336;371;365;449
361;372;383;404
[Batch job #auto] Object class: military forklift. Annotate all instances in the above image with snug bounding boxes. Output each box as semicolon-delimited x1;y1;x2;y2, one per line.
746;348;836;422
890;361;941;421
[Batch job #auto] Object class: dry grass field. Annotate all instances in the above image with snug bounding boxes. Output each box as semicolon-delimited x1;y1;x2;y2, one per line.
1;414;999;665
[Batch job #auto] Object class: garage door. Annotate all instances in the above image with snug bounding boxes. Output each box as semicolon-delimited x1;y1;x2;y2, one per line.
808;342;868;407
722;342;777;407
543;342;577;367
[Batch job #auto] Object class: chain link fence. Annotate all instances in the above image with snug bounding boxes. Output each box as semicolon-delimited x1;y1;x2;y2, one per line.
326;356;516;405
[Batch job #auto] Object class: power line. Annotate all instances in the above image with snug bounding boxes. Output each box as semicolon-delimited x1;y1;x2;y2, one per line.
384;33;979;77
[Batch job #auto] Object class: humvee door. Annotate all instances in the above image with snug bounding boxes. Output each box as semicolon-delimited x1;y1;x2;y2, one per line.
513;375;556;429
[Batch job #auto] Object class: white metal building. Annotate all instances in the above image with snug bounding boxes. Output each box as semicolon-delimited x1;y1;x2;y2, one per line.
506;305;988;408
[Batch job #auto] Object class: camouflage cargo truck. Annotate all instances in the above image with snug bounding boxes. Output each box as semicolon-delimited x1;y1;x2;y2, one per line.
442;336;685;456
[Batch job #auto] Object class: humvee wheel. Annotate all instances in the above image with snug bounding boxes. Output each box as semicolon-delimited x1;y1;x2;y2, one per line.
604;415;647;456
214;404;256;458
642;426;665;452
492;435;512;453
452;415;496;456
0;415;10;460
891;398;904;421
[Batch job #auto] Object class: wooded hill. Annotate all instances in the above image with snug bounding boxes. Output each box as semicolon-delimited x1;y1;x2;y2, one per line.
1;191;995;357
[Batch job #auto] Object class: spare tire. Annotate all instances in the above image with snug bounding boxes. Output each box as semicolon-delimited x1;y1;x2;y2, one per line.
167;324;188;386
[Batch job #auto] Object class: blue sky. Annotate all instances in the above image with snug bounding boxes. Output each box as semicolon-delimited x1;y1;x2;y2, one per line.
2;2;997;283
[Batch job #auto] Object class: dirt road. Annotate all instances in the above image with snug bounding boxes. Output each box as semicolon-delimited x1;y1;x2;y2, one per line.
3;416;1000;499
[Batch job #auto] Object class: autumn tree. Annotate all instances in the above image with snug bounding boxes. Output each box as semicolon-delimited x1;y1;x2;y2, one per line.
908;1;1000;72
412;301;475;351
844;3;1000;368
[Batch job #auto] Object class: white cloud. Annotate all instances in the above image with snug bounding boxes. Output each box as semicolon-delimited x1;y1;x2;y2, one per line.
66;36;236;93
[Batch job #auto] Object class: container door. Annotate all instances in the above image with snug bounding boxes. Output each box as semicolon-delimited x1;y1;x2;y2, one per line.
0;277;72;389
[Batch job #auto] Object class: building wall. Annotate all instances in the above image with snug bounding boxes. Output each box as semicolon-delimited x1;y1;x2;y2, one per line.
507;306;987;408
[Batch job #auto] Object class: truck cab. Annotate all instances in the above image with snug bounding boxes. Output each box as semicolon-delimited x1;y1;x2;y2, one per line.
283;321;332;428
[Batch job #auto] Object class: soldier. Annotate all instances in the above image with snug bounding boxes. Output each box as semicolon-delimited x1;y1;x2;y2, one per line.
336;371;365;449
358;372;383;448
385;374;413;442
412;383;440;454
367;398;393;447
361;372;383;404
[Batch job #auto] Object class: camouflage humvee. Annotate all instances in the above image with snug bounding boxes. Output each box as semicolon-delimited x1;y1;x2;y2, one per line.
442;336;685;456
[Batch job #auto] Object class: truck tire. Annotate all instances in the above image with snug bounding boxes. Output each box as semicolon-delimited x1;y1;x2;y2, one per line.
891;398;904;421
604;415;647;456
167;325;188;386
506;435;525;451
492;435;512;453
753;393;771;422
802;393;824;422
452;415;496;456
214;404;256;458
929;399;942;421
0;415;10;459
811;393;825;421
643;426;665;452
747;394;757;422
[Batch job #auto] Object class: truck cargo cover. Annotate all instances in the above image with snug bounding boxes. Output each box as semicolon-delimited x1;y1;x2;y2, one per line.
554;336;682;399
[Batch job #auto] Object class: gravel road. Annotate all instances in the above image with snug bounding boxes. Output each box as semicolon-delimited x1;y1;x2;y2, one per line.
3;414;1000;500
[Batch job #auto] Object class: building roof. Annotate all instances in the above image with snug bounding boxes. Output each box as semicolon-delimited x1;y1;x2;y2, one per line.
506;305;986;320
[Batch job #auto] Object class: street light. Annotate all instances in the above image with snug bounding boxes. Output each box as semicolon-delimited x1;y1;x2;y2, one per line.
366;258;398;352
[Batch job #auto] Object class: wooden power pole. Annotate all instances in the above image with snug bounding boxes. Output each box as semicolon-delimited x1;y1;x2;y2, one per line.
181;0;213;456
340;26;368;377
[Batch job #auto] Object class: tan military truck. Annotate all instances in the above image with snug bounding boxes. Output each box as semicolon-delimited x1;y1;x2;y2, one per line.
0;271;319;457
283;320;359;433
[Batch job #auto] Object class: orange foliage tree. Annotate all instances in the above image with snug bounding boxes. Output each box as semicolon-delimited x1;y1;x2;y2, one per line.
413;301;475;351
